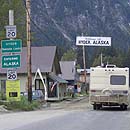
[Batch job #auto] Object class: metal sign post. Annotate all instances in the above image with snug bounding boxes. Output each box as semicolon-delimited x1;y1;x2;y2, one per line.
0;10;23;101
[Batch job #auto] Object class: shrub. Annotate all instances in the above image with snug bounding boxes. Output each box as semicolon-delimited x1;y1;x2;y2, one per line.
4;96;41;111
0;92;6;100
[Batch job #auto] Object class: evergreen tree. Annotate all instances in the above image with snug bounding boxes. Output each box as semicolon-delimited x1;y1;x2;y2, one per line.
76;46;89;68
61;48;77;61
92;46;125;67
0;0;26;44
123;48;130;67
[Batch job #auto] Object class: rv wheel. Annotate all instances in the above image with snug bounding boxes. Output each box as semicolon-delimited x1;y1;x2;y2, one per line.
93;104;97;110
120;104;127;110
93;104;101;110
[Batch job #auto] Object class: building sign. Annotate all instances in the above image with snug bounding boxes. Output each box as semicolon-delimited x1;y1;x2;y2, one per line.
76;36;111;46
2;55;21;68
6;80;20;101
1;39;22;53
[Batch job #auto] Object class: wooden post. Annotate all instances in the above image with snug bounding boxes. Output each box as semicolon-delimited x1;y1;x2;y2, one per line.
82;45;87;85
26;0;32;102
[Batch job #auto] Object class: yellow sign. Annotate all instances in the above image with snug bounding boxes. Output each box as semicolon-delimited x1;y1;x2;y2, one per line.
6;80;20;101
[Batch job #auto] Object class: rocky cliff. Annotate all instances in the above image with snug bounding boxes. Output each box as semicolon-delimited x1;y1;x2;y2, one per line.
31;0;130;50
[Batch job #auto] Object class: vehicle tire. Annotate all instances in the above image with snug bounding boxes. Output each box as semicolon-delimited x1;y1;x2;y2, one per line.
93;104;101;110
93;104;97;110
97;104;102;110
124;105;127;110
120;104;127;110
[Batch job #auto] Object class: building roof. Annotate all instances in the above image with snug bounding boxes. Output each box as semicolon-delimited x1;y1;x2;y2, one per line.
77;69;90;74
59;61;76;80
0;46;61;74
49;74;68;83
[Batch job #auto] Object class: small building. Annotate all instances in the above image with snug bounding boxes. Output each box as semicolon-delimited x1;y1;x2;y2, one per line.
0;46;67;101
59;61;76;86
77;69;90;84
76;69;90;92
47;74;68;100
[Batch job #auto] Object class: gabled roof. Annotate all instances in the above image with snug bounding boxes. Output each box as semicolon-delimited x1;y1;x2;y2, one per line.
49;74;68;83
59;61;76;80
0;46;61;74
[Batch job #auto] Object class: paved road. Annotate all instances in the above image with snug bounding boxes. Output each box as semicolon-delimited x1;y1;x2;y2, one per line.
1;107;130;130
0;110;71;130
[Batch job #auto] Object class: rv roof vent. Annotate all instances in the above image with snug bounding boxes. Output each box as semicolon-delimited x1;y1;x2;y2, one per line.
106;64;116;68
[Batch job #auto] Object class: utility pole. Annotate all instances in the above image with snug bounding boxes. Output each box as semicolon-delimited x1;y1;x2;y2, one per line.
26;0;32;102
82;34;87;91
83;45;87;85
101;53;104;67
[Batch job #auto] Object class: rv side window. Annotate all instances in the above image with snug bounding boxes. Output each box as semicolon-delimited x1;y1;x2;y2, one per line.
110;75;126;85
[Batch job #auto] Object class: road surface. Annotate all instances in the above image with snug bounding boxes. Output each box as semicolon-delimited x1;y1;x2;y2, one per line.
0;106;130;130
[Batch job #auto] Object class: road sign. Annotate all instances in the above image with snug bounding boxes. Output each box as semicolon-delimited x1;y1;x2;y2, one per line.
6;80;21;101
2;55;21;68
5;25;16;38
1;39;22;53
76;36;111;46
7;69;17;80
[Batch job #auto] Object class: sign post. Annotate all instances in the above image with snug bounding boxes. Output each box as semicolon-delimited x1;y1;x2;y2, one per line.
0;10;22;101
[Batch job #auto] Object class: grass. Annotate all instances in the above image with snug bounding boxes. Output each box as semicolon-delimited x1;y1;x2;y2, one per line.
0;96;42;111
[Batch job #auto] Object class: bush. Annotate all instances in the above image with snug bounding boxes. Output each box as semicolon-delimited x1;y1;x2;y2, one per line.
4;96;41;111
0;92;6;100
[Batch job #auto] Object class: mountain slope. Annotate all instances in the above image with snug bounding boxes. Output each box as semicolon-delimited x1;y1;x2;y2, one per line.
31;0;130;50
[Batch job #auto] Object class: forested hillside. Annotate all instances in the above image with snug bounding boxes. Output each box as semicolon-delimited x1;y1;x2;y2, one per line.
31;0;130;67
31;0;130;49
1;0;130;68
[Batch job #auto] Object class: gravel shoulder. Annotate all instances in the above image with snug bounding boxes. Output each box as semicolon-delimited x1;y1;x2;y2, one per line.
44;95;92;111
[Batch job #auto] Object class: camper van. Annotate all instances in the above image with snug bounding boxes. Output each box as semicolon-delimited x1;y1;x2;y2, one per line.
89;65;129;110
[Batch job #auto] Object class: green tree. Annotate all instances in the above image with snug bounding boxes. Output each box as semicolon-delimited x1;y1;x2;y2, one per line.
0;0;26;44
123;48;130;67
61;49;76;61
92;47;125;67
76;46;89;68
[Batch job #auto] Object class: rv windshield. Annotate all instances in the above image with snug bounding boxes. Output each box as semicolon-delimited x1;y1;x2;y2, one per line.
110;75;126;85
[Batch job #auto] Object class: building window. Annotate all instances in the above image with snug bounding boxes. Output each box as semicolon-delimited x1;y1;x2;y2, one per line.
35;79;45;90
9;92;17;97
110;75;126;85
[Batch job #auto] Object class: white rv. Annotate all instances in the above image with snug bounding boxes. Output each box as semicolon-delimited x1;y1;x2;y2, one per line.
89;65;129;110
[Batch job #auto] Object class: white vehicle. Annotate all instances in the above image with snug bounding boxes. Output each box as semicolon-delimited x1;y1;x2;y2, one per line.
89;65;129;110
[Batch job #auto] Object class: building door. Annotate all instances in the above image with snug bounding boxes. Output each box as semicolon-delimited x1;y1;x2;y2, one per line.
35;79;45;95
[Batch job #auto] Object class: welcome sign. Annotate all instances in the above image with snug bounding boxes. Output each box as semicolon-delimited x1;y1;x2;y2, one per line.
76;36;111;46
